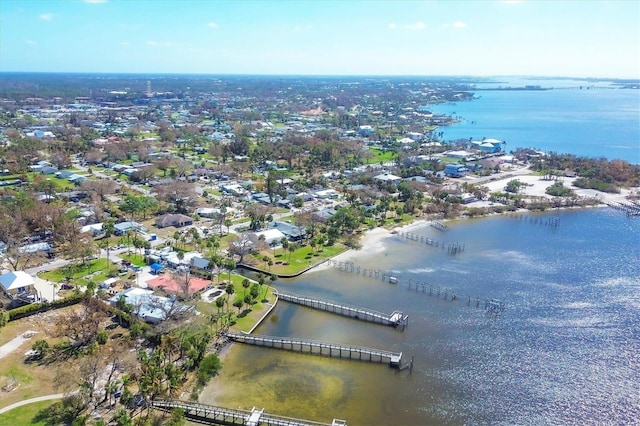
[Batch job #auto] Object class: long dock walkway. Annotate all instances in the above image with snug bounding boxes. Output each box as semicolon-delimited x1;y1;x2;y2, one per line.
275;290;408;330
225;332;403;368
151;399;347;426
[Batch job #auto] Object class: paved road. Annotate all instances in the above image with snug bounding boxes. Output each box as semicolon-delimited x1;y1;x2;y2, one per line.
0;394;65;414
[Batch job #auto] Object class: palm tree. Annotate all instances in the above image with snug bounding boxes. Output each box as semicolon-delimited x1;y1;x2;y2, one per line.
287;243;297;263
280;237;289;258
215;296;225;315
225;258;236;283
241;278;250;298
225;283;235;312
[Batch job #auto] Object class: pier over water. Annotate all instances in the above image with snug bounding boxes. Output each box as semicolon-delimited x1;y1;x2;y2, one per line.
275;290;408;330
225;332;403;368
151;399;347;426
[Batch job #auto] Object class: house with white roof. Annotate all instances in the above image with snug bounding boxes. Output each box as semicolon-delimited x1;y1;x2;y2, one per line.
0;270;35;299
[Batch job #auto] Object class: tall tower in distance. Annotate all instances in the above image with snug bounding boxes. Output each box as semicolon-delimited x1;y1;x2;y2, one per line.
146;80;152;97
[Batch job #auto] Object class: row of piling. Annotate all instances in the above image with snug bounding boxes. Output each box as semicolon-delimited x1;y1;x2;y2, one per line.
407;279;505;316
506;213;560;227
326;260;504;316
605;201;640;217
395;231;466;254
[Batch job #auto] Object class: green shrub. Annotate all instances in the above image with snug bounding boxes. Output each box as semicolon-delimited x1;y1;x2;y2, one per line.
197;354;222;386
8;293;84;321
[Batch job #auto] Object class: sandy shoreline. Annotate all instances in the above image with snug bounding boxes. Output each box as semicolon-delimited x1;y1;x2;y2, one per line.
310;219;434;273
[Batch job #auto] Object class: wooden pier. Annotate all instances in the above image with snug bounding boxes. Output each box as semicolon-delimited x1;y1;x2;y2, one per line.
151;399;347;426
275;290;408;330
225;332;403;368
605;201;640;217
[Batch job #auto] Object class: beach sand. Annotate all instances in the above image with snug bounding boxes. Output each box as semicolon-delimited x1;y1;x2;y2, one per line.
309;220;435;273
480;174;632;204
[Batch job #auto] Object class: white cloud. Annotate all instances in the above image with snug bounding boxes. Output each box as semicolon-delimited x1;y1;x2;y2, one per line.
121;41;129;46
294;24;313;31
388;22;397;30
39;13;53;21
453;21;467;28
403;21;426;31
84;0;108;3
207;22;218;28
26;40;37;45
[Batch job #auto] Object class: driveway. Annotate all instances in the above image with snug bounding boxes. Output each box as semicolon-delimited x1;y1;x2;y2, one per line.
0;331;37;360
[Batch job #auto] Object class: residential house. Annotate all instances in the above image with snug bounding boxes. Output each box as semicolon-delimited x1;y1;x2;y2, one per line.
108;287;184;324
444;164;469;178
270;221;306;242
155;214;194;229
0;270;36;300
114;221;141;236
374;173;403;184
250;228;287;247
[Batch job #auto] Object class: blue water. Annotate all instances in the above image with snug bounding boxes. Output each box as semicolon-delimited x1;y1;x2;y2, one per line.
209;209;640;425
430;78;640;164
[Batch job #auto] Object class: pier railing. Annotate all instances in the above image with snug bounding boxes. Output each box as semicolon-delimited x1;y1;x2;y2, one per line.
275;290;408;330
151;399;346;426
225;332;403;368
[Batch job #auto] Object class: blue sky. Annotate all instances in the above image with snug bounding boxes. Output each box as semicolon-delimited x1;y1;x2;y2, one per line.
1;0;638;78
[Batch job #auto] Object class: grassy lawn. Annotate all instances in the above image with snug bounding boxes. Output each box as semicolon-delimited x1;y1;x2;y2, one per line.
40;258;112;285
258;244;346;276
120;252;146;266
0;400;59;425
193;284;276;333
0;308;69;409
366;148;396;164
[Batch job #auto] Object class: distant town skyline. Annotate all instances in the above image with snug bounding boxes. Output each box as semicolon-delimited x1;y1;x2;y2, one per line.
1;0;638;79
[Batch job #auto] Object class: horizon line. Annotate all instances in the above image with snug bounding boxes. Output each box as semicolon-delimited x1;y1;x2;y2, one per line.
0;71;638;81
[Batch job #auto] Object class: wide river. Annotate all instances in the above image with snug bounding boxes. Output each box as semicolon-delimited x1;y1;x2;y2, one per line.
429;77;640;164
202;208;640;425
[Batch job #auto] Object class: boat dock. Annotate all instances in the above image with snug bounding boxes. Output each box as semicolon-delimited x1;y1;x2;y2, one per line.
225;332;403;368
275;290;408;330
151;399;347;426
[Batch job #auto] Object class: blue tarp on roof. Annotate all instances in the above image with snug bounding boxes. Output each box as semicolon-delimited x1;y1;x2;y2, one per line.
150;263;163;271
